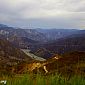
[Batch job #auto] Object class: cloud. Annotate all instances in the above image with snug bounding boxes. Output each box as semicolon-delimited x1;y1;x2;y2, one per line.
0;0;85;29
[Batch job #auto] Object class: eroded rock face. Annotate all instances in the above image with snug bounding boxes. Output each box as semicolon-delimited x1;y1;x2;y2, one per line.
28;62;43;71
13;61;46;73
28;55;61;73
10;55;61;74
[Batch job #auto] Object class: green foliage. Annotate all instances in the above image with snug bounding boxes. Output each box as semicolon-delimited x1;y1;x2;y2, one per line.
1;73;85;85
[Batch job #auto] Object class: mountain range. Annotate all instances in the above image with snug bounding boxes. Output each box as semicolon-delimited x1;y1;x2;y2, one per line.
32;30;85;58
0;24;85;76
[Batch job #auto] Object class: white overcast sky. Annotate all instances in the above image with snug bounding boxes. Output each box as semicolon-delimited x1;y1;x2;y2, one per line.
0;0;85;29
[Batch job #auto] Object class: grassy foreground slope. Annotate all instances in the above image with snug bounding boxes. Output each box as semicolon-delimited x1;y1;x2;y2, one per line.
1;74;85;85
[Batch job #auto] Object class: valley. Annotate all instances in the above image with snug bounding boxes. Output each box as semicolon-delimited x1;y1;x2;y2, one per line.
0;24;85;85
0;0;85;84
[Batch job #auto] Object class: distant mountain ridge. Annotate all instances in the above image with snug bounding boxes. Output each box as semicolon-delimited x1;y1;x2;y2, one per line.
36;28;79;41
0;24;82;43
0;24;8;27
0;24;47;49
1;24;85;59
